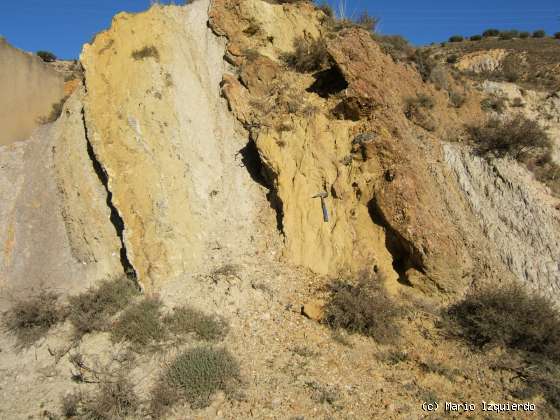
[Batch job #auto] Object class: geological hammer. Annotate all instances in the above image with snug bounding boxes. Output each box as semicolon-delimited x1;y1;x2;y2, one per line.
312;191;329;222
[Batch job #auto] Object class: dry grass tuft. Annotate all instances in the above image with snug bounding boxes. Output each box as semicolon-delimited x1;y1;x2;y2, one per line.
282;36;330;73
111;298;165;349
3;291;67;348
323;273;402;344
131;46;159;61
67;277;139;338
164;306;229;342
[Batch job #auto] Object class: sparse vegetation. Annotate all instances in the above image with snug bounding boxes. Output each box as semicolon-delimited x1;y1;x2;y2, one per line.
481;95;507;113
379;349;409;365
482;29;500;37
305;381;341;407
3;291;67;348
39;96;68;124
164;306;229;342
442;283;560;412
519;31;530;39
442;283;560;361
68;277;139;338
404;94;437;131
373;34;413;62
499;30;518;40
555;32;560;40
131;45;160;61
282;36;330;72
111;298;166;349
446;54;458;64
529;152;560;195
448;35;464;43
448;91;466;108
532;29;546;38
405;94;435;111
61;392;81;418
81;376;139;419
151;346;241;414
323;273;402;344
469;35;482;41
37;50;57;62
500;54;524;82
316;1;334;18
469;115;550;160
355;11;378;32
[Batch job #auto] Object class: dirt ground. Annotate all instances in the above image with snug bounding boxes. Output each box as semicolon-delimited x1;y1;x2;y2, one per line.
0;243;550;419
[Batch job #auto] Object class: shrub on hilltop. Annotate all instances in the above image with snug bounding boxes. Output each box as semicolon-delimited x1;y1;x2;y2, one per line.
37;50;57;62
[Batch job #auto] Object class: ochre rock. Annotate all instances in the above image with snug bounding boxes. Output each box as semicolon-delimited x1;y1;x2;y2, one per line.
80;1;276;290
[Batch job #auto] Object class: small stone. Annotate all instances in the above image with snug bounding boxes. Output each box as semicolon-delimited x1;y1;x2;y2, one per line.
301;301;325;321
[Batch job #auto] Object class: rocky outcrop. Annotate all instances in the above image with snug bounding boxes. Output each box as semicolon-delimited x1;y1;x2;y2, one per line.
52;88;123;279
3;0;558;302
456;49;507;74
0;89;123;304
444;144;560;296
80;0;276;290
0;38;64;146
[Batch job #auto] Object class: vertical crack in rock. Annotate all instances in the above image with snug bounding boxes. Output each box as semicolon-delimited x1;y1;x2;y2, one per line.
239;139;285;235
80;108;137;281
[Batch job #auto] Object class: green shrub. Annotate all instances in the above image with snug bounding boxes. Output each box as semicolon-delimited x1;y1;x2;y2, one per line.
3;291;67;348
469;34;482;41
67;277;139;338
519;31;530;39
323;274;402;344
554;32;560;40
282;36;330;72
483;29;500;37
499;30;518;40
446;54;458;64
442;283;560;362
131;46;159;61
153;346;241;412
164;306;229;342
111;298;166;349
448;35;464;43
37;50;56;62
469;115;550;160
533;29;546;38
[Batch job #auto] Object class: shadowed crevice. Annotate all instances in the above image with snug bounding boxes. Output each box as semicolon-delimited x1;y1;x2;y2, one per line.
80;108;137;282
238;140;284;235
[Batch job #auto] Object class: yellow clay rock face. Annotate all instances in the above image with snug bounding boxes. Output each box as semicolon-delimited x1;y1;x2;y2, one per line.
81;1;271;289
256;115;397;283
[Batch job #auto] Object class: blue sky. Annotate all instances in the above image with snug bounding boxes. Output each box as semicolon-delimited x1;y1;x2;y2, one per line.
0;0;558;59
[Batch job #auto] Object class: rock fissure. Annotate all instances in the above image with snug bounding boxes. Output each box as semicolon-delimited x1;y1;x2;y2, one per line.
80;107;137;281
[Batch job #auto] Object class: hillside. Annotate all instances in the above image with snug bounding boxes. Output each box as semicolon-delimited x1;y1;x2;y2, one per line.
0;1;559;419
